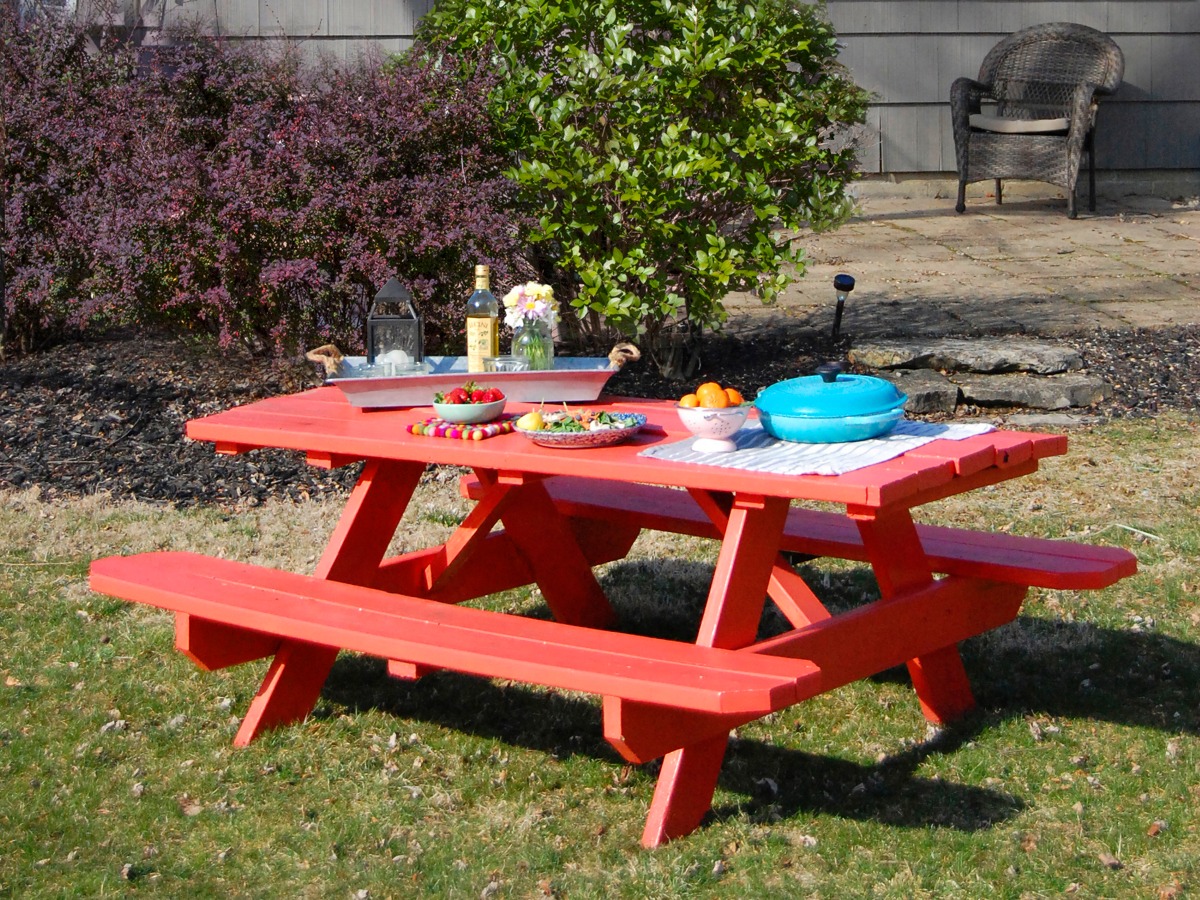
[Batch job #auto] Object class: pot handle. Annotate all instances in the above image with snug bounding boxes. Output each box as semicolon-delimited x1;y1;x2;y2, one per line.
816;362;843;383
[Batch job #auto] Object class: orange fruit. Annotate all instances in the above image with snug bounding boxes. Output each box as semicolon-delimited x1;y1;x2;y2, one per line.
724;387;744;406
679;393;700;408
695;382;729;408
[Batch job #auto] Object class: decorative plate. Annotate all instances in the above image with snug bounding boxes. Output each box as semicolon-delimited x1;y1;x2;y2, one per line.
514;413;647;449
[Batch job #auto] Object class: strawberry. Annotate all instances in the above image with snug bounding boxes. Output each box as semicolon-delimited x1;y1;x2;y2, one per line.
434;380;502;405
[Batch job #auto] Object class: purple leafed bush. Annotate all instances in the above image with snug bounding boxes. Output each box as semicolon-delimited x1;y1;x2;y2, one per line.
1;9;531;356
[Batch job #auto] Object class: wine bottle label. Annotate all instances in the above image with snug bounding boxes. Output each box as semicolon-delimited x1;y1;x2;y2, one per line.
466;317;499;372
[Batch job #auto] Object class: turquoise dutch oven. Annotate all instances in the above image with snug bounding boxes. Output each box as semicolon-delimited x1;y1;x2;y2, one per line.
754;364;908;443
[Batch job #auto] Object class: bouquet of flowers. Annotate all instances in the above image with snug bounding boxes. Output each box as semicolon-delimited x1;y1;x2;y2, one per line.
502;282;558;370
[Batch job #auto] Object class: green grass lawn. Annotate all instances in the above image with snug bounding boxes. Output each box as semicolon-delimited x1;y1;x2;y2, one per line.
2;415;1198;898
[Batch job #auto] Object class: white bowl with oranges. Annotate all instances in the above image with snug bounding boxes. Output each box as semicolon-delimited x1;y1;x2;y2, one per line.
676;382;749;453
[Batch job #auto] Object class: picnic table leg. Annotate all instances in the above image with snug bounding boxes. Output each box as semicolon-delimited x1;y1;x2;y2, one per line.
233;460;424;745
687;488;832;628
850;506;975;723
234;643;340;747
493;477;618;629
641;493;790;847
316;460;425;584
641;734;731;844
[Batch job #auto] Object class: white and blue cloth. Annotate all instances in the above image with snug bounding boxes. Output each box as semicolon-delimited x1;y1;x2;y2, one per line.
638;420;995;477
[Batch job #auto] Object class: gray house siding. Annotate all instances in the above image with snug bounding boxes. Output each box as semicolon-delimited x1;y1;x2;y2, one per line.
207;0;435;58
99;0;1198;174
81;0;433;60
825;1;1200;174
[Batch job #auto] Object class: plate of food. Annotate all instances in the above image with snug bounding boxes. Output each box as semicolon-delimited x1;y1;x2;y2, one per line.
513;409;647;448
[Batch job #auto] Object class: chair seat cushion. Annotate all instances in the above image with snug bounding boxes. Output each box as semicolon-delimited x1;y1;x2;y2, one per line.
969;113;1070;134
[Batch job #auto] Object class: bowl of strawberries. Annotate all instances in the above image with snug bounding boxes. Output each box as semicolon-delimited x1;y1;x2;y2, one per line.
432;381;506;424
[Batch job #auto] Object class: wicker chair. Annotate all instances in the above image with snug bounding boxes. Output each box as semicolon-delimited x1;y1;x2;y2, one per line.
951;23;1124;218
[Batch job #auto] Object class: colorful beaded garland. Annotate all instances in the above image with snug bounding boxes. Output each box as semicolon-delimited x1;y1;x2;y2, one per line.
407;415;518;441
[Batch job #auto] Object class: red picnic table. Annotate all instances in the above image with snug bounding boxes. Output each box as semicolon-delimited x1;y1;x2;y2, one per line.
89;387;1137;847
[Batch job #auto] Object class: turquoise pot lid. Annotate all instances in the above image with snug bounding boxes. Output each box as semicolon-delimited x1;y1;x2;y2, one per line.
755;367;906;418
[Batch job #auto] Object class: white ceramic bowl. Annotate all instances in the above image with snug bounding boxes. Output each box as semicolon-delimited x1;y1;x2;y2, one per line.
432;398;506;424
676;404;750;453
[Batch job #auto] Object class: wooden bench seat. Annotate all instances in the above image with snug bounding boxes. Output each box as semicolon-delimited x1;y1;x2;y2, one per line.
461;476;1137;591
90;551;819;717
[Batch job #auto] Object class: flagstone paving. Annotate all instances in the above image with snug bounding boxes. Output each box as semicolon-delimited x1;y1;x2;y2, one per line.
723;189;1200;342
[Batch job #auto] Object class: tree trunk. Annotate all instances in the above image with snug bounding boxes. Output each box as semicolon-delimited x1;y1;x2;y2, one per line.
649;330;701;381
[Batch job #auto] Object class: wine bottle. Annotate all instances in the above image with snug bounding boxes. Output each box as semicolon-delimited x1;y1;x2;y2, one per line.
465;264;499;373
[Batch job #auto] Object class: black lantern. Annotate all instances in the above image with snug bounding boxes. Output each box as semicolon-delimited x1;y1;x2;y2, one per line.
366;277;423;368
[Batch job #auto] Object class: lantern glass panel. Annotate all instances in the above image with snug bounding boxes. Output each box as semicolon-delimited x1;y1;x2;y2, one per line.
367;278;423;369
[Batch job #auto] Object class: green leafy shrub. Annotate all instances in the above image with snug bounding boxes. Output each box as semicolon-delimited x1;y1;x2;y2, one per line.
417;0;868;374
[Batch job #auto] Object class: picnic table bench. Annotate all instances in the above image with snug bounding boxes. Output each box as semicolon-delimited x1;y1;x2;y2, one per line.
460;474;1135;592
88;389;1137;847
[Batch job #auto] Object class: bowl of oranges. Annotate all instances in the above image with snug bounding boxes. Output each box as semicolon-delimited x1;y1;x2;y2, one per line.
677;382;749;453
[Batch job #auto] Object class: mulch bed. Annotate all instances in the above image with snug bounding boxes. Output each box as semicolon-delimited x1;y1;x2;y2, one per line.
2;325;1198;509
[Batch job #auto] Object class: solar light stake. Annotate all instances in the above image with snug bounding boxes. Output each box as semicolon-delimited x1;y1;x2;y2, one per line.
831;273;855;340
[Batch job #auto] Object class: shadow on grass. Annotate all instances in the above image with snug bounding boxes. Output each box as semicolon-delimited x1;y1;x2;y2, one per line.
321;657;1024;833
317;561;1198;835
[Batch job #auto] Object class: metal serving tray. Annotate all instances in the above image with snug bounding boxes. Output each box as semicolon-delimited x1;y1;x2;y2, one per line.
328;356;619;409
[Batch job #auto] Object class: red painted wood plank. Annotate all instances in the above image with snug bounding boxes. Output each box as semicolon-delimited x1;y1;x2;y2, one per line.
825;461;945;507
853;454;959;492
482;478;618;628
915;523;1138;588
234;642;340;747
386;660;439;680
316;460;423;585
215;441;255;456
372;518;639;603
850;504;976;722
463;476;1137;590
190;394;1007;507
603;698;758;764
985;431;1036;467
753;577;1027;698
305;451;364;469
902;436;1001;476
696;494;789;649
1026;431;1069;458
176;613;280;670
642;733;730;848
90;552;818;716
885;459;1041;508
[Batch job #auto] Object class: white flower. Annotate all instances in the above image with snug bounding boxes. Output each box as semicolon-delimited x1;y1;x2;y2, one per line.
501;282;558;330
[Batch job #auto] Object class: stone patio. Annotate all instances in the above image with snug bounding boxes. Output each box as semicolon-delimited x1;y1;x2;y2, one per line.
721;181;1200;416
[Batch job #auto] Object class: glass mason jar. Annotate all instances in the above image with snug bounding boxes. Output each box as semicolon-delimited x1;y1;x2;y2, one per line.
513;319;554;370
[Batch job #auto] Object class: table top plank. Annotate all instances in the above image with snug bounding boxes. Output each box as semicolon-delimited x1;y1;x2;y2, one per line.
185;389;1067;510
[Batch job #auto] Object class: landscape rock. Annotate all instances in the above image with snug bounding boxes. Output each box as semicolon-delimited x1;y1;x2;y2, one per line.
849;339;1084;375
876;369;960;414
1004;412;1100;428
955;373;1112;409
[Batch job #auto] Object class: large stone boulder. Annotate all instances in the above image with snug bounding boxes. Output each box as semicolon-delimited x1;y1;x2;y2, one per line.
954;373;1112;409
876;369;960;414
849;339;1084;374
